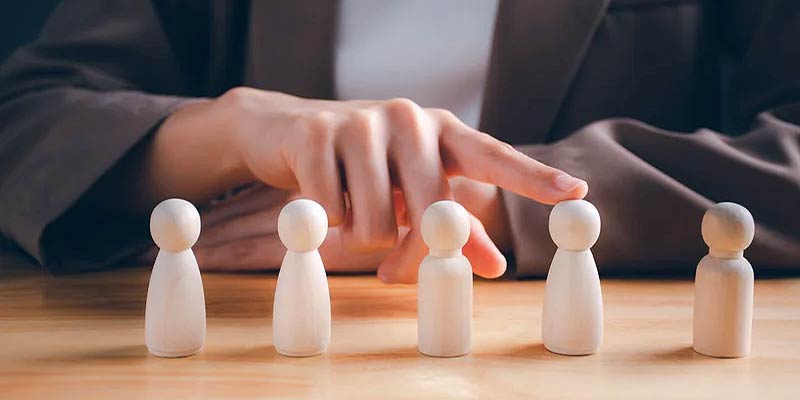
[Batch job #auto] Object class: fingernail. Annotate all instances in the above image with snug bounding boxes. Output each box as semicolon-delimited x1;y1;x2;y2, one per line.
554;174;587;193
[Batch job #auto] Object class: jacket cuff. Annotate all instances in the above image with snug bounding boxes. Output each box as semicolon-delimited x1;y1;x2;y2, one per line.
0;89;192;272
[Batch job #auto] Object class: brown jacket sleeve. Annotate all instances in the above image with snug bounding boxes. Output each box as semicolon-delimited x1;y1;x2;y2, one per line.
0;0;192;272
503;3;800;277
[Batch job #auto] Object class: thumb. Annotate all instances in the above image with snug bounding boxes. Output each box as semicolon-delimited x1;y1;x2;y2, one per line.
376;211;506;283
463;213;507;279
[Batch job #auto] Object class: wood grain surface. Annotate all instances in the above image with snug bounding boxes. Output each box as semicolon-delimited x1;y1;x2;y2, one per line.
0;257;798;399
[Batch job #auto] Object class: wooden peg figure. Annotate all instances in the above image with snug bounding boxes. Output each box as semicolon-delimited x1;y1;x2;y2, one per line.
145;198;206;358
272;199;331;357
694;202;755;358
418;200;473;358
542;199;603;356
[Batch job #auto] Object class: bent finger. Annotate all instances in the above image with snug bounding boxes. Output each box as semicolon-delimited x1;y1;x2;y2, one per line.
337;111;397;251
377;211;505;283
293;146;347;227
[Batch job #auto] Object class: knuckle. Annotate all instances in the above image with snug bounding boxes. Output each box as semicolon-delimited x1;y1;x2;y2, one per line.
485;140;518;159
387;97;418;110
429;107;457;122
221;86;257;106
385;97;421;121
300;111;336;143
349;109;375;129
473;140;518;183
383;99;431;147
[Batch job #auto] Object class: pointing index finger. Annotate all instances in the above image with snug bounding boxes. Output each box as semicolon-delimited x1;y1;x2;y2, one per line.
439;120;588;205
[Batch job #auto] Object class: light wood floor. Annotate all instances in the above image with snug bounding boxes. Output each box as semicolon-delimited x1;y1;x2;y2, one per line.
1;257;798;399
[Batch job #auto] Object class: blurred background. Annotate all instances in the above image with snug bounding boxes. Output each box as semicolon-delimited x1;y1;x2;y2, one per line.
0;2;59;64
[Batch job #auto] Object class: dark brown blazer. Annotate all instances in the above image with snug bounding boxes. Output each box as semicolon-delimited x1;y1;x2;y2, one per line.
0;0;798;276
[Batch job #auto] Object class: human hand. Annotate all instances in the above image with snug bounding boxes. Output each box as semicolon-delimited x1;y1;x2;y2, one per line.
184;184;395;273
152;88;588;282
141;181;508;278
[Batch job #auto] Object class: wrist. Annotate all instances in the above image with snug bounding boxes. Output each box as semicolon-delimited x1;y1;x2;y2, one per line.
151;99;253;201
214;113;253;190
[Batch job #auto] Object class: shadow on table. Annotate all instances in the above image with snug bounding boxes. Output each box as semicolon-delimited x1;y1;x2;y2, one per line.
648;346;716;362
499;343;721;364
33;344;149;364
202;345;281;362
335;346;421;361
182;344;422;362
499;343;560;360
38;266;279;318
39;267;150;317
332;294;417;320
34;344;288;364
619;346;735;364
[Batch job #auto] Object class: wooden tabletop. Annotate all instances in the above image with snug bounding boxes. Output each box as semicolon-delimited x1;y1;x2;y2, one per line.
1;257;799;399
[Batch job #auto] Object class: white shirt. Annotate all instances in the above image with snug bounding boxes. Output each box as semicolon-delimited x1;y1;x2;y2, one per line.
335;0;499;129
